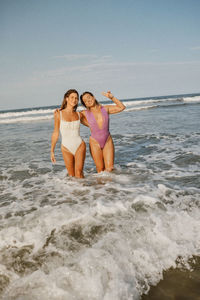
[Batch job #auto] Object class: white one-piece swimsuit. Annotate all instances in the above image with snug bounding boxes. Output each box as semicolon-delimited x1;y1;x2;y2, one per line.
60;111;82;155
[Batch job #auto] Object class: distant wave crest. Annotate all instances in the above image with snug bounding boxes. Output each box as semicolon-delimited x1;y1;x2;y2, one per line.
0;108;55;119
0;115;53;124
0;94;199;124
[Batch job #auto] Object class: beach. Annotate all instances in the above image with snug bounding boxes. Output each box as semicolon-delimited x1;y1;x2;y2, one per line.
142;256;200;299
0;93;200;299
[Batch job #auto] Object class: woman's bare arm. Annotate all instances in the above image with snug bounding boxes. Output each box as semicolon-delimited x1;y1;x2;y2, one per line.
102;91;126;114
80;111;89;127
51;110;60;163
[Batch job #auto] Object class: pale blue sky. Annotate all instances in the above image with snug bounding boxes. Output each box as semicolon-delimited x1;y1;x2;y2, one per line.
1;0;200;110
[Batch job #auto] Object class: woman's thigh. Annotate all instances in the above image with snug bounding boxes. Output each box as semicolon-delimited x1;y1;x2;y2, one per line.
61;145;75;176
89;137;104;172
103;135;114;171
75;141;86;178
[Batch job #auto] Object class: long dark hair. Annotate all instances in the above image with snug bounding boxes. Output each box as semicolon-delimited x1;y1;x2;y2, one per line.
80;91;100;109
60;89;79;111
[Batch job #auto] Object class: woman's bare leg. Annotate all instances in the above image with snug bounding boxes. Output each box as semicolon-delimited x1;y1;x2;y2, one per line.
103;136;114;172
61;145;75;176
89;137;104;173
75;141;86;178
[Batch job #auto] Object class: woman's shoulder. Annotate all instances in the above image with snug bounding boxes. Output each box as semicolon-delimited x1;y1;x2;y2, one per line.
79;109;87;116
54;109;60;118
101;105;109;112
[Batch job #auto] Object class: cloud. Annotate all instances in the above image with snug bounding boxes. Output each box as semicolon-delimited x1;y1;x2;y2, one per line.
53;54;98;60
148;49;159;53
190;46;200;51
2;58;200;95
1;56;200;110
52;54;113;64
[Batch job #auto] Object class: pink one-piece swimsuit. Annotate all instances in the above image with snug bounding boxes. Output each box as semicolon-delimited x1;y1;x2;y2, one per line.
85;106;110;149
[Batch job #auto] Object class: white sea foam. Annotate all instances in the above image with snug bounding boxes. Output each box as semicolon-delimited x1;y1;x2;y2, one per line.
1;95;199;124
0;115;53;124
0;96;200;299
1;153;200;298
125;105;157;112
1;179;200;299
0;108;55;119
183;95;200;103
123;97;176;107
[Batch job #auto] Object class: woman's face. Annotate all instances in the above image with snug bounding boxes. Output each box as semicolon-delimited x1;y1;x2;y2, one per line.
66;92;79;108
82;93;95;108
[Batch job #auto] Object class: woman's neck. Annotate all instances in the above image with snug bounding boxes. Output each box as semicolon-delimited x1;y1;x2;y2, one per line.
90;104;100;112
64;106;75;113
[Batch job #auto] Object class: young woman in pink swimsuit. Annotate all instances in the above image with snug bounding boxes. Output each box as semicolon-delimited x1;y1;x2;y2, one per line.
80;91;126;173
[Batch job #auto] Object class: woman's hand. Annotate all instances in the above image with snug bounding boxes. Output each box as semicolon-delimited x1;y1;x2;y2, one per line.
102;91;126;114
51;152;56;164
102;91;114;100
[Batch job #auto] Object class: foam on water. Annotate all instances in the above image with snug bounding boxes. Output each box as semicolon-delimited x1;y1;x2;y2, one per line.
123;98;176;107
183;95;200;102
1;93;200;124
0;158;200;299
0;109;55;119
125;105;157;112
0;193;200;299
0;95;200;299
0;115;53;124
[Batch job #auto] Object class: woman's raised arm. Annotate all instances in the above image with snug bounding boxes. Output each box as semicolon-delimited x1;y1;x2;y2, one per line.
102;91;126;114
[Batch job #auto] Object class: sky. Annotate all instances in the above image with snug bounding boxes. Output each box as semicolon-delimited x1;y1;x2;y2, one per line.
0;0;200;110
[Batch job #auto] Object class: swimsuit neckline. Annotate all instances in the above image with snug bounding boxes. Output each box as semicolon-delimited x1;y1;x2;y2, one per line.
60;111;80;123
90;106;104;130
61;119;79;123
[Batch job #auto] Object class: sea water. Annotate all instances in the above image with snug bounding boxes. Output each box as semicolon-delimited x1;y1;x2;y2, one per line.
0;93;200;299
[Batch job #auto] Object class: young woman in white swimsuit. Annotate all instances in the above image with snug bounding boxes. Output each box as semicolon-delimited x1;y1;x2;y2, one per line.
50;89;86;178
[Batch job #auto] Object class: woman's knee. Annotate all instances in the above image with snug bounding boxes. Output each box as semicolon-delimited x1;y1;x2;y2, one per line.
94;156;105;173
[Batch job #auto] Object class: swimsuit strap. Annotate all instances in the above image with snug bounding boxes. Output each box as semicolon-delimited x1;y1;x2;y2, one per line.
85;109;91;121
101;106;108;115
60;110;62;120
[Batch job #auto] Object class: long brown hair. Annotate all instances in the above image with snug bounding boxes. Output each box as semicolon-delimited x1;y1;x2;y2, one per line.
60;89;79;111
80;91;100;109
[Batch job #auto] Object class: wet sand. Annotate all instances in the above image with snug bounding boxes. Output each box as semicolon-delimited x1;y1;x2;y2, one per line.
142;256;200;300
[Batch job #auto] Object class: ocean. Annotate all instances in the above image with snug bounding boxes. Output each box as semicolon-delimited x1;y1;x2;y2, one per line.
0;93;200;300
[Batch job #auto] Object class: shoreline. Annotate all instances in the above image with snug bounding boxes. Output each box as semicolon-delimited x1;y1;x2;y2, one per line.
142;256;200;299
